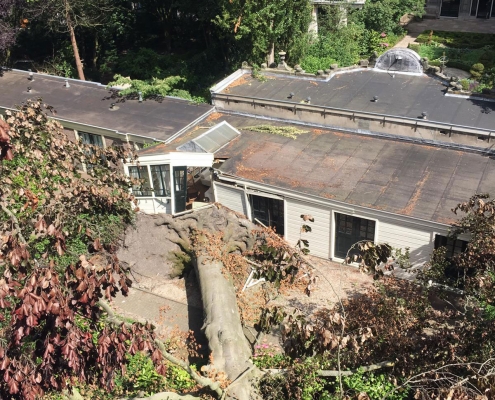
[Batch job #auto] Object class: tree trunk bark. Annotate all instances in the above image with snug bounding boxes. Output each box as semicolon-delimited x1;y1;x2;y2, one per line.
164;26;172;53
68;22;85;80
195;252;258;400
268;42;275;66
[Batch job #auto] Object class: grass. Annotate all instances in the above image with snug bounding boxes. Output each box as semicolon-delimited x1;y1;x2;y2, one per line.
416;30;495;49
409;31;495;73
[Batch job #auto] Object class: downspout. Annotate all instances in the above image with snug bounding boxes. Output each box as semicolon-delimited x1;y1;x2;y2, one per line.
243;183;252;221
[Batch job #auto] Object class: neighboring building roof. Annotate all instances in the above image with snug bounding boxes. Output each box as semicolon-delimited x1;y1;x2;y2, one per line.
218;70;495;131
0;69;213;141
173;113;495;224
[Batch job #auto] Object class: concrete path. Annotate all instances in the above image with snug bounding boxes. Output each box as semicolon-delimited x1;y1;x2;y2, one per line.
112;286;204;338
395;17;495;48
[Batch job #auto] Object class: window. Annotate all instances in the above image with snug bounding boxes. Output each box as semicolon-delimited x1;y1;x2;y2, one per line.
440;0;461;17
249;195;284;235
79;132;104;147
128;166;152;197
150;165;170;197
79;132;104;171
334;213;375;259
434;235;468;259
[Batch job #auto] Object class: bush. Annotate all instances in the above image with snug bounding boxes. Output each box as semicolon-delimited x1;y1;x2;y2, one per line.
471;63;485;79
342;371;409;400
408;43;420;53
300;55;337;74
416;45;493;73
459;79;470;91
300;25;363;73
113;352;166;397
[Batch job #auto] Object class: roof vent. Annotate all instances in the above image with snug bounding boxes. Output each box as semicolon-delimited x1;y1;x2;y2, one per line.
64;79;70;88
27;86;32;93
28;69;34;81
177;121;240;153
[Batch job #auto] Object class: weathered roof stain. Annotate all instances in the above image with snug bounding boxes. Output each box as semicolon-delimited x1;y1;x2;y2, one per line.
210;114;495;224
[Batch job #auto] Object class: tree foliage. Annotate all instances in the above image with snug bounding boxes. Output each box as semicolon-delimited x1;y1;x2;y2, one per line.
107;74;205;103
421;194;495;302
0;0;20;55
213;0;312;65
354;0;424;35
0;100;178;399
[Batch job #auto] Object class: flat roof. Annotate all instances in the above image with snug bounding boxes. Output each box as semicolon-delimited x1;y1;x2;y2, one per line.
156;113;495;224
219;70;495;131
0;69;213;141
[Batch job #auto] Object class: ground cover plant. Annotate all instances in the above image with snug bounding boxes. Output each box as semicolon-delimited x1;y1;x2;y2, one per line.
416;30;495;49
410;30;495;92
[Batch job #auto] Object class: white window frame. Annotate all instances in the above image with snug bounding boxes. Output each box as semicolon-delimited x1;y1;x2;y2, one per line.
330;210;379;262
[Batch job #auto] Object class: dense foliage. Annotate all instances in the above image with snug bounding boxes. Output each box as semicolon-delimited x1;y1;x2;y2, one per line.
0;0;19;56
2;0;425;96
0;101;178;399
255;194;495;399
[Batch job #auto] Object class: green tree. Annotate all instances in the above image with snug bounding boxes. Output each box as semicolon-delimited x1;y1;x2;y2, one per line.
26;0;115;80
214;0;312;66
354;0;424;34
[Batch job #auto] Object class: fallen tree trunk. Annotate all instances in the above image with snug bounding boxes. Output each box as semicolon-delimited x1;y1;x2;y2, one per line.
156;206;262;400
195;254;257;400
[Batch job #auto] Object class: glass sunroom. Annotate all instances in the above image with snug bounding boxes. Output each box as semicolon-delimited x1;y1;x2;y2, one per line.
124;152;214;215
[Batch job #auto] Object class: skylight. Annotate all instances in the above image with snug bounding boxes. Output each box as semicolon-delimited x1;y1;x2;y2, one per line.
177;121;240;153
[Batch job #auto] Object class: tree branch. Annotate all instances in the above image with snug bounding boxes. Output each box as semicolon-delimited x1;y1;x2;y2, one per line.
154;339;223;398
263;360;394;377
0;203;27;244
129;392;200;400
317;360;395;377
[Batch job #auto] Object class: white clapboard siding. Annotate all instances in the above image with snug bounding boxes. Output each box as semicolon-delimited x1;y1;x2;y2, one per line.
154;198;172;214
286;199;332;259
378;219;434;266
215;183;248;216
136;198;172;214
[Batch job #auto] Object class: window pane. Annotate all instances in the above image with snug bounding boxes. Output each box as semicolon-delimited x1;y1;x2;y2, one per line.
150;165;170;197
128;166;152;196
80;132;103;147
434;234;468;259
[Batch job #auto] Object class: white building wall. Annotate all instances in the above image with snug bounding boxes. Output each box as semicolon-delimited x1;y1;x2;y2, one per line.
136;198;172;214
287;197;439;265
378;219;437;266
215;183;249;216
215;179;448;267
286;198;332;259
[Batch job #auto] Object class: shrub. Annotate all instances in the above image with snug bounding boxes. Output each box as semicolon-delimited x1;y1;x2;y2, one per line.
459;79;470;91
252;342;290;369
114;352;166;397
300;55;337;74
470;63;485;79
408;43;420;53
342;370;409;400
